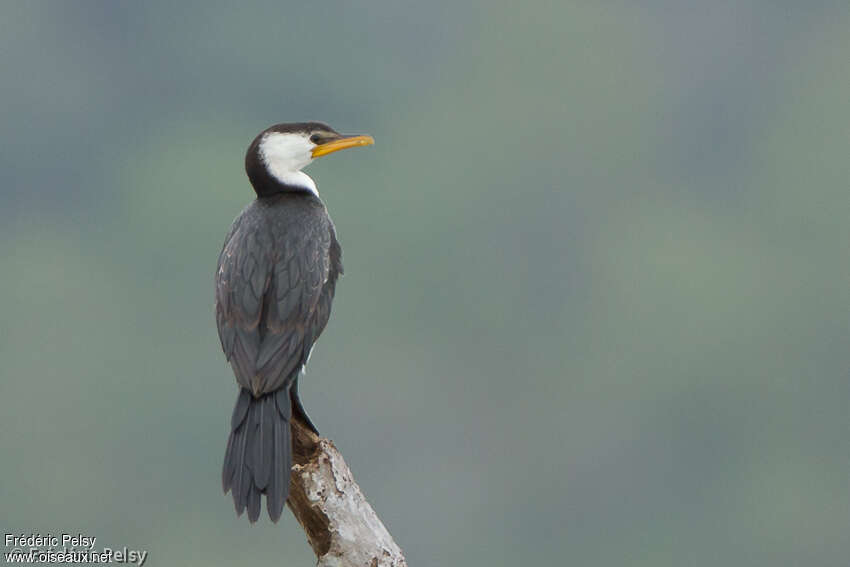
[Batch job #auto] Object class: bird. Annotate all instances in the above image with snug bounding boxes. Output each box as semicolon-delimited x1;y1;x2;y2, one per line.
216;122;374;522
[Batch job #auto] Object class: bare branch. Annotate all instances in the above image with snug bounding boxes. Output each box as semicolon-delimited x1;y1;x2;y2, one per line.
287;418;408;567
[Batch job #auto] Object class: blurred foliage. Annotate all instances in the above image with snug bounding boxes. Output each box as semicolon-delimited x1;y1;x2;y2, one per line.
1;1;848;566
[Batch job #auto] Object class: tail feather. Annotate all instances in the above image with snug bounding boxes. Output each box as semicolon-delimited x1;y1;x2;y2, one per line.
223;389;252;492
231;388;252;429
268;408;290;520
234;427;251;516
247;483;261;522
222;431;235;492
223;387;293;522
253;396;274;490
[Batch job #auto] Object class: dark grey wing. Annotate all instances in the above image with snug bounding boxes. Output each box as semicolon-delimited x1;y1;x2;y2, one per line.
306;224;343;345
287;225;342;432
215;212;275;393
215;207;338;396
253;219;333;394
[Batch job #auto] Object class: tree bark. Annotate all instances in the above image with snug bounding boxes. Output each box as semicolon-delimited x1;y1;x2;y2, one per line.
287;417;408;567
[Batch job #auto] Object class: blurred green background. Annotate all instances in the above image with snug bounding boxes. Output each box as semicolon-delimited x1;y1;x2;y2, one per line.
1;1;848;565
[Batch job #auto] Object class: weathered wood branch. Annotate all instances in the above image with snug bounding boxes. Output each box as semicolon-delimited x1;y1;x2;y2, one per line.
287;417;407;567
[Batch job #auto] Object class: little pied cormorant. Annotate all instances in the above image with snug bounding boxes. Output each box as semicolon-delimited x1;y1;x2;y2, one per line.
216;122;374;522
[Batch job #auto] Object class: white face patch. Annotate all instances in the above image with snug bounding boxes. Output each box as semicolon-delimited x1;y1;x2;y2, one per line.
259;132;319;195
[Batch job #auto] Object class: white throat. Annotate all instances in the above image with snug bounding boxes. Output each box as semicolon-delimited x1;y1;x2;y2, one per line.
259;132;319;196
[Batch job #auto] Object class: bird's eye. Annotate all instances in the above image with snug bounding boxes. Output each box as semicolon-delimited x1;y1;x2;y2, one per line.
310;134;323;144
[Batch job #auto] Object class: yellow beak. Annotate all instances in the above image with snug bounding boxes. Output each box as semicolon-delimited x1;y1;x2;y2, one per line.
311;134;375;158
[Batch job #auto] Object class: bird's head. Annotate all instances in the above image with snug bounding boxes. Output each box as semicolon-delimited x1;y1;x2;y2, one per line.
245;122;374;197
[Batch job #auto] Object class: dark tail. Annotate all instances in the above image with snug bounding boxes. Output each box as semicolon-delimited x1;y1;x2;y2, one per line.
222;388;292;522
